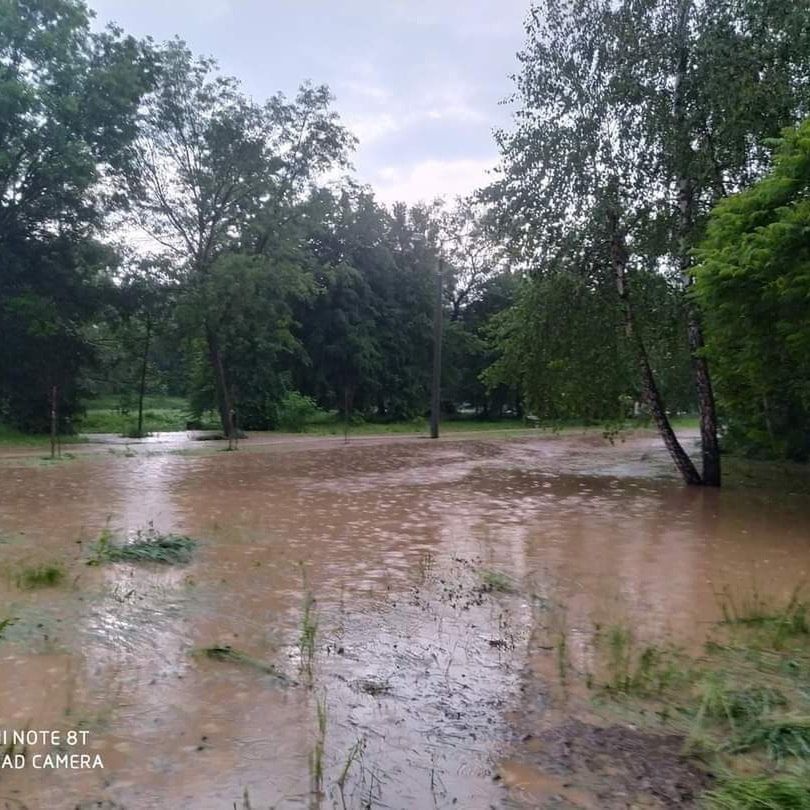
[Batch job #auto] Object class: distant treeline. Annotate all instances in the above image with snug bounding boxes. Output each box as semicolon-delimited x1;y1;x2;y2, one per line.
1;0;808;474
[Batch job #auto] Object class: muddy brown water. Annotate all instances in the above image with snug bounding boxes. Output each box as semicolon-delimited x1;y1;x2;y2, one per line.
0;430;808;809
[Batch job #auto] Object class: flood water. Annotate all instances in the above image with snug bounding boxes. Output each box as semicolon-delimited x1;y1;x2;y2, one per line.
0;430;808;809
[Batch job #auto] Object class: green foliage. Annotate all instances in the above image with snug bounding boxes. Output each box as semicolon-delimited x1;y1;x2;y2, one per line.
486;0;810;457
78;396;195;434
276;391;323;432
485;272;630;421
695;119;810;460
297;189;440;421
188;253;311;429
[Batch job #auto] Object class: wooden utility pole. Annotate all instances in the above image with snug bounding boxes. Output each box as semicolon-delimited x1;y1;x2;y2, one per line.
136;315;152;439
430;255;444;439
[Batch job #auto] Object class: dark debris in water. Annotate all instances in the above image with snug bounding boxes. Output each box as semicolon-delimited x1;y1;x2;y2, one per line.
193;644;296;686
352;677;393;696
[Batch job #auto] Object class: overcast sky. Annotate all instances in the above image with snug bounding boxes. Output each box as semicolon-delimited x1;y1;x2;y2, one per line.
89;0;530;205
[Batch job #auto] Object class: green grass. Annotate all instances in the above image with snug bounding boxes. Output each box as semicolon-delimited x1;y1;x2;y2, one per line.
15;562;65;589
0;424;81;447
696;675;787;726
294;414;701;437
704;774;810;809
292;415;527;436
727;716;810;762
298;587;318;685
88;526;197;565
78;396;196;435
581;589;810;806
595;624;684;696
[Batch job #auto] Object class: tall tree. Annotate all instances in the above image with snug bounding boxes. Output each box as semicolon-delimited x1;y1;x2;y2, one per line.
488;0;701;482
0;0;155;430
489;0;810;485
127;41;353;435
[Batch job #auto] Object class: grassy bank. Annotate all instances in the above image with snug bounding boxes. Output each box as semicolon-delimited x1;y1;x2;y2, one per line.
0;424;82;447
0;410;701;444
574;589;810;807
289;413;700;436
77;395;193;434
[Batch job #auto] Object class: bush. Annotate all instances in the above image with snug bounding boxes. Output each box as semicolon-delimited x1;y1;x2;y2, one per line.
276;391;323;432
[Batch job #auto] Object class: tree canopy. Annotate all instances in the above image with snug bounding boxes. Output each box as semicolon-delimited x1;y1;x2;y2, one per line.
694;119;810;460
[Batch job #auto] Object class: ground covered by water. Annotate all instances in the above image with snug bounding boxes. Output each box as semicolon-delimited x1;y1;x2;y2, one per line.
0;429;808;808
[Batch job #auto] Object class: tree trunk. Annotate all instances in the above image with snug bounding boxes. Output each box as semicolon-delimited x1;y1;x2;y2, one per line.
674;0;721;486
430;256;444;439
609;205;703;486
206;323;235;438
137;316;152;439
686;310;721;485
343;384;354;443
50;384;59;460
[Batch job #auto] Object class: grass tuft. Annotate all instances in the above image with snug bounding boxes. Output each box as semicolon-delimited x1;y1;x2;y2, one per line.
696;676;787;727
600;625;682;695
88;525;197;565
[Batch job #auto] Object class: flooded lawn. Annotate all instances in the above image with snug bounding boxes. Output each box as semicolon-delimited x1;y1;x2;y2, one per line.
0;430;808;808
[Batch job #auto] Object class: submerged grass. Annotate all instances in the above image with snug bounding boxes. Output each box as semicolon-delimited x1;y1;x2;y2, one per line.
299;590;318;685
309;693;327;803
595;624;685;696
15;562;65;589
479;568;517;594
194;645;294;685
88;525;197;565
298;565;318;686
717;585;810;642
